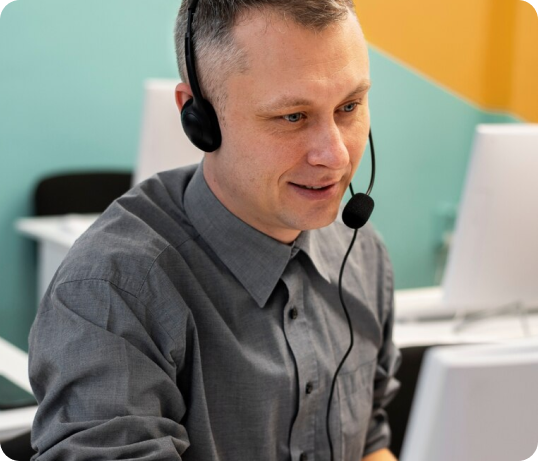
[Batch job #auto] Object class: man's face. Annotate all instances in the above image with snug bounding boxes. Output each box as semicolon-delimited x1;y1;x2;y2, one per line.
203;8;371;243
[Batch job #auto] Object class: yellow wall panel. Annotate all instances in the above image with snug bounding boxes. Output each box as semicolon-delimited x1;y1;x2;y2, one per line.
355;0;538;121
483;0;517;108
511;3;538;121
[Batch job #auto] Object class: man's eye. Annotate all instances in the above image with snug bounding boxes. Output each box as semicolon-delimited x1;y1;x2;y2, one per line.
283;113;303;123
342;102;358;112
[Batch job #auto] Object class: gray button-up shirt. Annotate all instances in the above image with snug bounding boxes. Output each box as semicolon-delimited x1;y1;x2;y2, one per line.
28;162;401;461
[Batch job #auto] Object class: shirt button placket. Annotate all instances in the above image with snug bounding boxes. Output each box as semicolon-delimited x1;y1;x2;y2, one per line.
282;266;317;461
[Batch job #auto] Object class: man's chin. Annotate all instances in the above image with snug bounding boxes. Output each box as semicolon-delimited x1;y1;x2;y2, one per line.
294;207;341;231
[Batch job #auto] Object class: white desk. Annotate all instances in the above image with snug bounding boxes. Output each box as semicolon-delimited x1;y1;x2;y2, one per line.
394;286;538;346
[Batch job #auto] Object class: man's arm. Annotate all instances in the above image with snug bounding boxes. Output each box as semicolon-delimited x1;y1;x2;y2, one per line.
28;279;190;459
361;233;402;456
362;448;398;461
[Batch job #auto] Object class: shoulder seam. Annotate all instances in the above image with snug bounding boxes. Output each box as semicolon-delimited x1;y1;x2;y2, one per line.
136;244;172;298
135;233;199;298
56;277;139;298
50;277;184;354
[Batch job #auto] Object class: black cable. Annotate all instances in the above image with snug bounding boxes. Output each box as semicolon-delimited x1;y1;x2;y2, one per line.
326;216;359;461
366;129;376;197
326;129;375;459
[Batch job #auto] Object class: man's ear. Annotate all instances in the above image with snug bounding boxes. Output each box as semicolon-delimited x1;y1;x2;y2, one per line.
175;82;193;113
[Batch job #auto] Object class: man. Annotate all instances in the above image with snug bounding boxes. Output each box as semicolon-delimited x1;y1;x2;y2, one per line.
28;0;401;460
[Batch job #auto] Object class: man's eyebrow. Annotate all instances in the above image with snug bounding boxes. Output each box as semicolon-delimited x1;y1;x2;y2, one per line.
256;79;372;113
344;79;372;99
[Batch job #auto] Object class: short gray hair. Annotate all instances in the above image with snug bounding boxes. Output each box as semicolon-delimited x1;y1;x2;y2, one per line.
173;0;356;111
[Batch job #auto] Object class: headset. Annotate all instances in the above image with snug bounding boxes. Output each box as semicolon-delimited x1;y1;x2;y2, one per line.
181;0;221;152
181;1;377;459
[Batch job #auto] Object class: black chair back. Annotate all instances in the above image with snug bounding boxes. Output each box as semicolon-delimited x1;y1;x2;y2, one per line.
386;345;432;457
1;430;35;461
34;171;132;216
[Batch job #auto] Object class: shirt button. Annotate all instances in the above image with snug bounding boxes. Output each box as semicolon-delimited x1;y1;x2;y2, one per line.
289;307;298;319
300;453;308;461
305;382;314;394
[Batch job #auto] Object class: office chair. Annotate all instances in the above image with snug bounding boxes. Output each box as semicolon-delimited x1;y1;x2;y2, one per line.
384;345;431;458
386;343;461;458
34;171;132;216
2;431;34;461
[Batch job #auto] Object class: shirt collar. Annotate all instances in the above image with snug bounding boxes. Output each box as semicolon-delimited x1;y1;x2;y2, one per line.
184;162;294;308
294;229;333;285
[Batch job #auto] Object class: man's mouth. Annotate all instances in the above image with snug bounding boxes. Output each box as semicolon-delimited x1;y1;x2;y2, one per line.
288;181;340;201
291;183;333;190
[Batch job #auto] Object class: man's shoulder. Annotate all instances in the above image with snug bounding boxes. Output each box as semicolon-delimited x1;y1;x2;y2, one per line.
52;165;199;296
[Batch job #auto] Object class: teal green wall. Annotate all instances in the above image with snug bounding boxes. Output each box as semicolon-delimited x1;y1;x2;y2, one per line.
354;45;520;293
0;1;521;351
0;0;182;351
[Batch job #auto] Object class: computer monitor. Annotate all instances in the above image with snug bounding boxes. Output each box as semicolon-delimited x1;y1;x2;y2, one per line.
399;338;538;461
441;124;538;311
133;79;203;186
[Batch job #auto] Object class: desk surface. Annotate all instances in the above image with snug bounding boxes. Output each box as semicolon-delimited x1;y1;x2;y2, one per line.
16;214;99;248
393;313;538;347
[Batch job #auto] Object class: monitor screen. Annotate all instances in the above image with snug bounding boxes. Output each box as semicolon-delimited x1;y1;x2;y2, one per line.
133;79;203;186
443;124;538;309
442;124;538;311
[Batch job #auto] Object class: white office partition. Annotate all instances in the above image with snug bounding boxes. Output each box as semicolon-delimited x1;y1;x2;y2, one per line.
133;79;204;186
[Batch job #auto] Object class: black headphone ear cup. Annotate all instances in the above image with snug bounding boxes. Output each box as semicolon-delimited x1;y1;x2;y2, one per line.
181;97;222;152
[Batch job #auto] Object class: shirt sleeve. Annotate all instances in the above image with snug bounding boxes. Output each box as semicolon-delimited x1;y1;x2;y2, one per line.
28;278;191;460
362;239;402;457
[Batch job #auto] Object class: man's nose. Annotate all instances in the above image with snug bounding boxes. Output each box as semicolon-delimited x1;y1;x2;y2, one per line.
306;120;349;170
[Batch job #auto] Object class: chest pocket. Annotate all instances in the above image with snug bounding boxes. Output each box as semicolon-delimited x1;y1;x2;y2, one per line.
338;358;376;461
